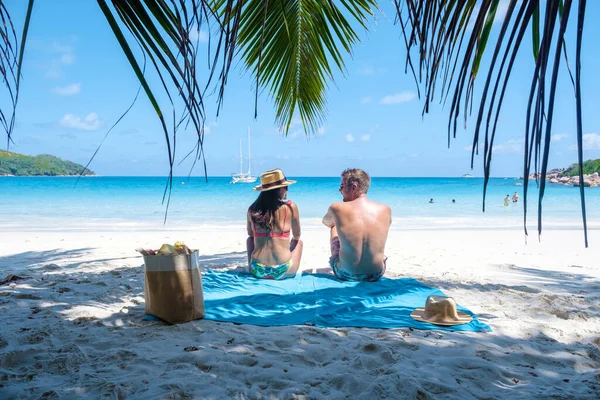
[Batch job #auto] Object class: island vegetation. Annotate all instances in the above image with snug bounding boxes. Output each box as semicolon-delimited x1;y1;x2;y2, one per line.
528;159;600;187
0;150;95;176
560;159;600;177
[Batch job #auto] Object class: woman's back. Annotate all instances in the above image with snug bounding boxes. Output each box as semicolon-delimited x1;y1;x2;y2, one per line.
246;168;303;280
249;201;296;265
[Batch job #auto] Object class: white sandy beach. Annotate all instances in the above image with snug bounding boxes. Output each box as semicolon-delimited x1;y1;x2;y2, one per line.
1;224;599;399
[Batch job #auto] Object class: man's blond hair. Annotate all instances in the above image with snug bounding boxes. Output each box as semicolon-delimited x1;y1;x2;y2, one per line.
342;168;371;194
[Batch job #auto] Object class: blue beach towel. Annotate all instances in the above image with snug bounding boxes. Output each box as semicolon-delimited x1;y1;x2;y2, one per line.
201;271;490;332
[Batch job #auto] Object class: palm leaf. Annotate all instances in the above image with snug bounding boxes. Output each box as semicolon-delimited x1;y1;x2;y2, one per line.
97;0;222;220
0;0;34;148
574;0;588;247
397;0;590;246
212;0;377;135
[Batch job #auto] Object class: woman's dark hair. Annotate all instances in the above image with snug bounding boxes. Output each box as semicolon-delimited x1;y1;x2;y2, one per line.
249;189;285;231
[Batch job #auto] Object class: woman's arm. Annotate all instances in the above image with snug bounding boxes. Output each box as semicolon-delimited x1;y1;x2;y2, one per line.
246;211;254;266
290;202;301;251
290;202;301;240
247;211;254;237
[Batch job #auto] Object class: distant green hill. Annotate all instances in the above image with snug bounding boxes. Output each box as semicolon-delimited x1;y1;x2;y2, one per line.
560;159;600;177
0;150;95;176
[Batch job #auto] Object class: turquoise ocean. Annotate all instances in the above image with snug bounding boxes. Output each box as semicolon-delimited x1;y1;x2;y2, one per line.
1;176;598;231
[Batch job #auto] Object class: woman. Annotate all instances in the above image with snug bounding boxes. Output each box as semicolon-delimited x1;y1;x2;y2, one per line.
246;169;303;279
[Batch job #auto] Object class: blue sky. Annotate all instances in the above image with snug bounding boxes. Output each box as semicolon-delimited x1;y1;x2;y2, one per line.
4;0;600;177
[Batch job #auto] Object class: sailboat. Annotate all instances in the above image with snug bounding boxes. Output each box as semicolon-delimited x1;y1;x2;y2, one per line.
231;127;257;184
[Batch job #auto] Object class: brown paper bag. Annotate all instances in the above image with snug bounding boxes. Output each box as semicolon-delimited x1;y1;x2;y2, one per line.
142;250;205;324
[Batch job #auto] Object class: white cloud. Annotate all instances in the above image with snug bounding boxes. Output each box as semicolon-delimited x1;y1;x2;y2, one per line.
492;138;523;153
569;133;600;150
468;0;511;30
317;127;326;136
358;65;375;75
203;121;218;134
44;39;77;78
289;117;302;129
360;134;371;142
360;96;372;104
494;0;510;24
345;134;355;143
189;29;209;43
494;0;511;24
551;133;568;142
288;130;302;139
379;92;416;104
60;53;75;65
52;83;80;96
357;64;386;75
583;133;600;150
59;113;101;131
50;41;74;54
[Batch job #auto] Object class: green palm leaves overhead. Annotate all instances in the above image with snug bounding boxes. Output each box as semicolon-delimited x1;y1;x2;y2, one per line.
217;0;377;134
395;0;588;245
0;0;592;244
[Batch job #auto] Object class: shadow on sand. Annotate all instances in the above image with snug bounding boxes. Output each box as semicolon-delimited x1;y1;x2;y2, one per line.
0;250;599;399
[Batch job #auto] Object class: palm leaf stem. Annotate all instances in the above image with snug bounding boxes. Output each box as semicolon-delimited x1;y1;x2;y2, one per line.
537;0;573;240
575;0;588;247
97;0;174;221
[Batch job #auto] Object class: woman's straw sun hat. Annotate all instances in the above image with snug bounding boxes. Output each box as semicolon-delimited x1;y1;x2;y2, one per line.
253;169;297;192
410;295;473;326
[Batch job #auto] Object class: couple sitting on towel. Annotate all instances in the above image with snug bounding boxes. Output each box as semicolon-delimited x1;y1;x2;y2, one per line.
246;168;391;282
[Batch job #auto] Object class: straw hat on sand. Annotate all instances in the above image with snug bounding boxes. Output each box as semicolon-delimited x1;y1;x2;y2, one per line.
410;295;473;326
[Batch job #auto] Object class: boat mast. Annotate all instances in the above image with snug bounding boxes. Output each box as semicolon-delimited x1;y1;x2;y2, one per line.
239;138;243;175
247;126;251;175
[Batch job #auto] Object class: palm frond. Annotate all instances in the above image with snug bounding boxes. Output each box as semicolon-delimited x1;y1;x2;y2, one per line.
212;0;377;135
0;0;34;148
97;0;220;221
574;0;587;247
397;0;589;246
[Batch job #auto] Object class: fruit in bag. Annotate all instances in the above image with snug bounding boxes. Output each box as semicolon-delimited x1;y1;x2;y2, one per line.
157;244;176;255
174;241;192;255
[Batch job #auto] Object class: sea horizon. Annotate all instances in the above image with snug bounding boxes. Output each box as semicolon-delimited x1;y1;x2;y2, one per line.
1;176;597;232
0;174;526;178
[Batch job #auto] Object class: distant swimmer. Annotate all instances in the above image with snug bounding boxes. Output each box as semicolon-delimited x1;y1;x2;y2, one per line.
452;199;456;203
504;195;510;207
429;198;434;204
512;192;519;203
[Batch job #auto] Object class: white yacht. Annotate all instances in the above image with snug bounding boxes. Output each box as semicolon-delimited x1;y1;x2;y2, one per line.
231;127;257;184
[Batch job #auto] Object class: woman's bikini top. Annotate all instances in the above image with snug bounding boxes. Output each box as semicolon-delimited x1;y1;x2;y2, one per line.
253;201;292;238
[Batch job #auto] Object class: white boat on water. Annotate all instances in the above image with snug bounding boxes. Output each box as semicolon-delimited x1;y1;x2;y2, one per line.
231;127;257;184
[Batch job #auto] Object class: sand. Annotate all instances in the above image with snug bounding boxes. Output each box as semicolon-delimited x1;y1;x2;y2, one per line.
0;224;599;399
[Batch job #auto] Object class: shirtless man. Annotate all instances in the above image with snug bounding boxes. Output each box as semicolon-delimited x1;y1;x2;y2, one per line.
322;168;392;282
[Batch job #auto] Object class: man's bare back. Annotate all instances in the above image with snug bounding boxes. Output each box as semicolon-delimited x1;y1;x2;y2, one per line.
323;169;391;281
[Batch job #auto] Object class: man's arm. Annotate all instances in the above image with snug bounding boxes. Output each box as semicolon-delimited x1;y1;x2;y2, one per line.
322;205;336;228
